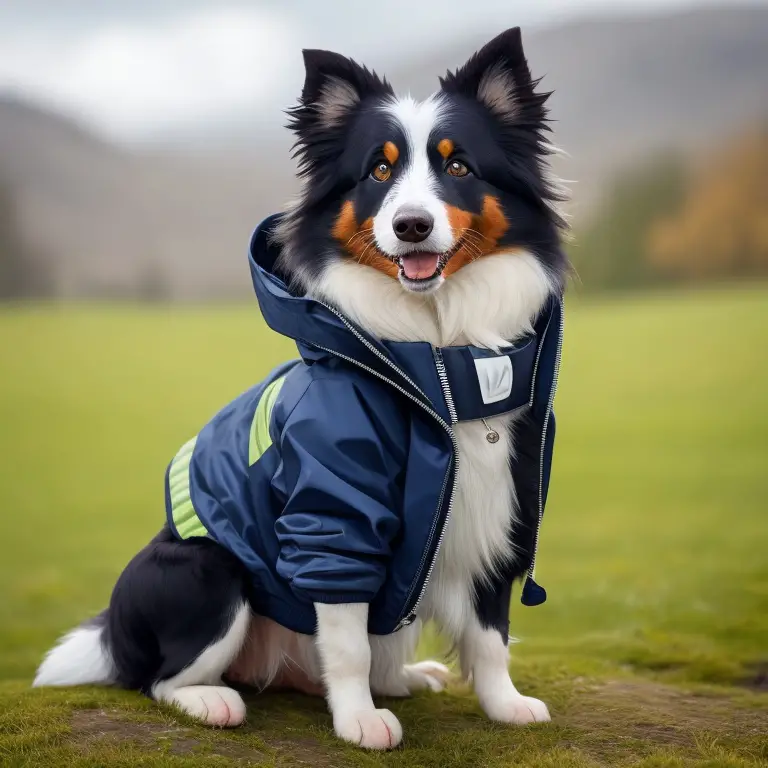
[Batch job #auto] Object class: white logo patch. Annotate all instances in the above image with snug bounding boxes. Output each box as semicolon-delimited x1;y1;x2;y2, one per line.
474;356;514;404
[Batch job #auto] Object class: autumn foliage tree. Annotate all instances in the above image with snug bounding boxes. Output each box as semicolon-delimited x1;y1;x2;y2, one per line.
648;130;768;280
569;154;686;291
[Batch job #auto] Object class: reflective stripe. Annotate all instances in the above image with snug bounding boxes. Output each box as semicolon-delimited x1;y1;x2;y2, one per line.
249;375;286;466
169;436;207;539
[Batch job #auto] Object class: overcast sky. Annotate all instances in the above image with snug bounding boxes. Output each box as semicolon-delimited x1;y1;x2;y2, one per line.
0;0;760;143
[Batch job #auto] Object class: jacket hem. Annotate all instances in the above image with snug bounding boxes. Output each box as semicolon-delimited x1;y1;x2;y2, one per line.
290;587;378;605
248;595;400;637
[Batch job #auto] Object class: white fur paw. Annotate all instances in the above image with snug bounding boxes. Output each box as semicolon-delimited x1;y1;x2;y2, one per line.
404;660;453;692
484;694;550;725
166;685;246;727
333;708;403;750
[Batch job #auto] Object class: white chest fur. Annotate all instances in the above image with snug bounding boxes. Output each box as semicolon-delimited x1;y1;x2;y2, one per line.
420;412;519;639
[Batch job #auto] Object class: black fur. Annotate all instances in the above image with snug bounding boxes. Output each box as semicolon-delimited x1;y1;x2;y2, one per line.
278;51;397;286
441;28;565;224
472;578;513;645
287;49;394;181
105;527;248;694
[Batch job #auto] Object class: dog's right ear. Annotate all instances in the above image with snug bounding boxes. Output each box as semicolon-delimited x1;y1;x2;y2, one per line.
440;28;541;126
287;50;393;174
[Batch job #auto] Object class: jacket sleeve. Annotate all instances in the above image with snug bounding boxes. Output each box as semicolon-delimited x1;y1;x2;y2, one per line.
271;376;405;605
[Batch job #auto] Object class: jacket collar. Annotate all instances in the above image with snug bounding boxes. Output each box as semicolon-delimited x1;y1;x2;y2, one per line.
249;214;559;423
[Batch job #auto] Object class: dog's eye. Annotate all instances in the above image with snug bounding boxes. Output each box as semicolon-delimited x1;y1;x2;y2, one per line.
371;162;392;182
446;160;469;177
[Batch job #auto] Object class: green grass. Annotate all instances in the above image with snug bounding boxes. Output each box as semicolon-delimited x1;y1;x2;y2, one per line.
1;286;767;767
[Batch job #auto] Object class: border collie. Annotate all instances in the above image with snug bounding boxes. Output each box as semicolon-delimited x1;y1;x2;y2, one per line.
34;27;568;750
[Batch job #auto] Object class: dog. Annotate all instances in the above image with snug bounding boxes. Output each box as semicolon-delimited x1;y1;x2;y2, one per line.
34;27;568;750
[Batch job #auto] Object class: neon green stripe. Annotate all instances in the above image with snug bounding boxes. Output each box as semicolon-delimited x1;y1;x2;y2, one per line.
169;436;208;539
249;376;286;466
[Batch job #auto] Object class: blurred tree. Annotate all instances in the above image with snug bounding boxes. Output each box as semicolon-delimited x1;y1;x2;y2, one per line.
648;130;768;280
569;153;687;292
0;173;51;299
135;261;171;303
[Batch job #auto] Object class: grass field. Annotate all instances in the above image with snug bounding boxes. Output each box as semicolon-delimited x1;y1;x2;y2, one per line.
0;286;766;767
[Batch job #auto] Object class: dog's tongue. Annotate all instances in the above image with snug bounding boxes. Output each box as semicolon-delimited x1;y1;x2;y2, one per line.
400;252;440;280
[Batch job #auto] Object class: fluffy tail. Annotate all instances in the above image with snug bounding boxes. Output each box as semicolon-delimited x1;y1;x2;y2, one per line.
33;614;115;687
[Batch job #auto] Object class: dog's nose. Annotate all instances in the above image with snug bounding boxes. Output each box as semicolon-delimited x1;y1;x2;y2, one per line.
393;207;434;243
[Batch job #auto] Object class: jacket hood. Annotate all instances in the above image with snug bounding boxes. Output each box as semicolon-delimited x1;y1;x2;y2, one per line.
249;213;356;352
249;214;436;404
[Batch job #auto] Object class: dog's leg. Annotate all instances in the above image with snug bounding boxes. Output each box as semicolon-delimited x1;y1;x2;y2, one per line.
107;528;251;727
151;601;251;727
460;583;550;724
369;621;451;696
314;603;402;749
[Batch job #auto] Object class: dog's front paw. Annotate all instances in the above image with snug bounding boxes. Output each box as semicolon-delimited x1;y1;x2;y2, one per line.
333;708;403;749
484;694;550;724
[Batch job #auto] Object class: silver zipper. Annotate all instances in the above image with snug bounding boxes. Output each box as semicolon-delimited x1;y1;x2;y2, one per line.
527;299;564;580
394;347;460;627
529;311;554;407
433;347;458;423
313;303;459;629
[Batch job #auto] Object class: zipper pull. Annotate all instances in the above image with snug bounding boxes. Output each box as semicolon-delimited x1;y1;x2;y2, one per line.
521;575;547;606
481;418;500;444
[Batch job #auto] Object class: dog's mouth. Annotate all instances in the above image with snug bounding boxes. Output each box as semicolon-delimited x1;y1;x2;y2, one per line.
398;252;442;281
394;239;464;287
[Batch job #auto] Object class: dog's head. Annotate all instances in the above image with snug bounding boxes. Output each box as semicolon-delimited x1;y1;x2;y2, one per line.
276;28;567;297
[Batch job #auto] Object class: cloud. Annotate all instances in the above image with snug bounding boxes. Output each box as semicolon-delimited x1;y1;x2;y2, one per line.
0;6;299;140
0;0;728;143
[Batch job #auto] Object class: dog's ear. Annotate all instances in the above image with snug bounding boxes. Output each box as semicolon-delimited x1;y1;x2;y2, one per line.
289;49;392;134
440;28;545;125
287;49;393;176
298;50;391;127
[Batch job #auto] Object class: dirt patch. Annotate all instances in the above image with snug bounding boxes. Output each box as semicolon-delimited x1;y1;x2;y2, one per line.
561;679;767;754
71;708;340;766
71;709;263;761
269;737;341;767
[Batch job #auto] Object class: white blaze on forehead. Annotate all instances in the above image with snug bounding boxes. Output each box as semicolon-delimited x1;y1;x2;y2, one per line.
373;95;455;258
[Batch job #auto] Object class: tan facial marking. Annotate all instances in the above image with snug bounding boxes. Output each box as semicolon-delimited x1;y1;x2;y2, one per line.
442;195;510;277
332;200;399;278
446;204;472;235
383;141;400;165
437;139;454;160
331;199;357;243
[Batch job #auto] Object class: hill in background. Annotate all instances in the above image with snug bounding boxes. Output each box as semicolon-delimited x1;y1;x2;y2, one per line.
1;4;767;299
392;4;768;215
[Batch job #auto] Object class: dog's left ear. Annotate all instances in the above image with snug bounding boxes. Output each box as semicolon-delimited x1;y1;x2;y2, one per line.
440;28;544;125
300;50;391;126
290;49;393;132
287;49;393;177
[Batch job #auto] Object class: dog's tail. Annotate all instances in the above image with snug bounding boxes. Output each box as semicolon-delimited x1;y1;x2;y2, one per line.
33;612;115;687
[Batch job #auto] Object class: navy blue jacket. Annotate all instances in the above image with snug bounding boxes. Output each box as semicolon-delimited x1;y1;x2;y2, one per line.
165;214;563;635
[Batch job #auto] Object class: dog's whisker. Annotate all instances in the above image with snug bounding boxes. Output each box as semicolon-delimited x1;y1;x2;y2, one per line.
346;229;374;247
463;227;492;243
356;239;378;264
